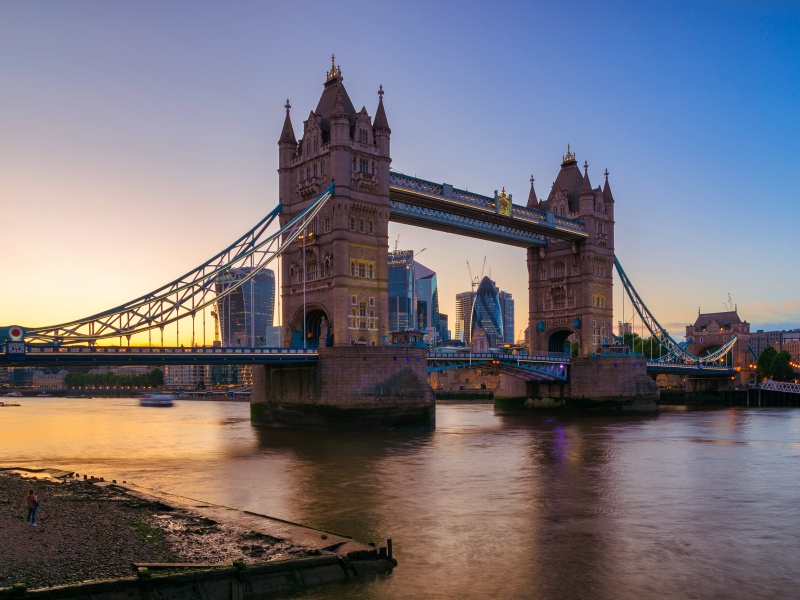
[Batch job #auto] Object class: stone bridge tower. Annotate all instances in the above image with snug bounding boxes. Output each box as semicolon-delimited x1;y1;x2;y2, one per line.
278;58;392;348
526;148;615;357
686;310;752;384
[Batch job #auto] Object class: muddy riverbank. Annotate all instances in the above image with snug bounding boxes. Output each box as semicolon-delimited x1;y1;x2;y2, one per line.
0;468;377;591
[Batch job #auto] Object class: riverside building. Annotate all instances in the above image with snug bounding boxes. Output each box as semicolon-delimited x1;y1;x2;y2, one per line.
215;267;275;347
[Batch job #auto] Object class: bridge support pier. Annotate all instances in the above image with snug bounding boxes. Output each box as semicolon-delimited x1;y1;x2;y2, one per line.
250;347;435;431
495;356;659;415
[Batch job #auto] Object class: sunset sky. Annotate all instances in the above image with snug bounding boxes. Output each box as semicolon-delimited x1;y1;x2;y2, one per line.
2;1;799;345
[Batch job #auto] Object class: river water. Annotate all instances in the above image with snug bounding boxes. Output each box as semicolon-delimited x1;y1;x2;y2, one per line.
2;398;800;599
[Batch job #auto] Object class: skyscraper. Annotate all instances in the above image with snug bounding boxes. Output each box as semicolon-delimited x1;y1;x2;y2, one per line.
499;291;515;344
388;250;415;332
455;291;476;342
414;261;439;334
470;276;504;347
215;267;275;347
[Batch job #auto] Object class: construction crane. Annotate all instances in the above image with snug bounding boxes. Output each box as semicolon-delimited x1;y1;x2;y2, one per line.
415;248;427;261
723;292;734;312
466;256;487;291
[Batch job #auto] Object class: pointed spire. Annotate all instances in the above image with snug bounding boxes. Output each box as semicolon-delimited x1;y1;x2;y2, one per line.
331;87;348;120
527;175;538;208
374;84;391;133
279;99;296;145
603;168;615;202
579;160;593;197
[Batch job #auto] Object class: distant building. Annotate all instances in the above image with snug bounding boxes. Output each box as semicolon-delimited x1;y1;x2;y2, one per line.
752;328;800;357
415;262;439;333
618;321;632;337
8;367;33;388
498;291;514;344
33;370;68;390
470;277;504;348
215;267;275;347
388;250;416;332
438;313;451;342
164;365;210;390
455;291;476;342
264;325;282;347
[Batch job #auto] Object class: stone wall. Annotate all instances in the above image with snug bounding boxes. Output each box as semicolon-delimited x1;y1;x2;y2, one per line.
251;347;435;430
496;356;659;415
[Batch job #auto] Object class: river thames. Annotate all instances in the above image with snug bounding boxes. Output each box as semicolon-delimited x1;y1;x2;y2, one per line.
3;398;800;599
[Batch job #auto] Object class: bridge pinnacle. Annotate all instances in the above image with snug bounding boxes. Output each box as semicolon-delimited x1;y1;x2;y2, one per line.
378;84;384;100
285;99;291;114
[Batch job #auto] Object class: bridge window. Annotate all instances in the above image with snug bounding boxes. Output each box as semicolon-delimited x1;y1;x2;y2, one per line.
360;158;368;173
540;269;547;280
324;216;331;233
352;295;357;305
369;297;375;307
309;216;318;235
306;141;310;154
568;295;575;309
353;157;356;171
553;262;565;278
368;263;374;279
313;164;318;178
369;219;374;234
350;217;355;231
371;161;375;175
359;129;368;143
306;167;310;180
592;294;606;308
350;260;357;277
554;295;565;310
307;260;318;281
572;263;579;276
358;261;366;278
359;218;364;232
544;298;552;311
321;161;326;177
314;138;319;152
592;262;606;277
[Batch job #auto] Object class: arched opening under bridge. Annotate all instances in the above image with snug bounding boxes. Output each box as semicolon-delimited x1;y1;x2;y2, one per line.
547;329;573;354
291;307;329;349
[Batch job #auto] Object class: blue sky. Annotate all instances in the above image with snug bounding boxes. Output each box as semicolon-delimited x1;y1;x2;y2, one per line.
1;1;798;343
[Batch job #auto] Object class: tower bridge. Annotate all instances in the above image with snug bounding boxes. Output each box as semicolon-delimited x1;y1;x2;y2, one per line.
2;59;752;428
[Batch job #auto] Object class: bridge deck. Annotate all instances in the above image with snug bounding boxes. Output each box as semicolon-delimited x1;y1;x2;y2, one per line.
389;173;588;247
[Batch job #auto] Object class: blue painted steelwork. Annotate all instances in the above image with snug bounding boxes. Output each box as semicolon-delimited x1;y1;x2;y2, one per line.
645;361;737;375
6;183;336;345
426;352;569;382
614;257;738;365
389;172;587;243
748;341;759;360
1;344;318;367
390;200;547;246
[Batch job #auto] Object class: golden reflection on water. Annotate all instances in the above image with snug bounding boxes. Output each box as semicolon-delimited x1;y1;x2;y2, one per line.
3;399;800;599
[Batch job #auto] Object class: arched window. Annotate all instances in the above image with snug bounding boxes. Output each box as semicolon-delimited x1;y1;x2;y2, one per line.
350;217;355;231
553;262;565;278
540;269;547;280
359;218;364;232
368;263;373;279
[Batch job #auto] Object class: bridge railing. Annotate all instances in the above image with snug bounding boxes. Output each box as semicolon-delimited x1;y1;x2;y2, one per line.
428;352;570;363
390;172;586;234
19;345;319;356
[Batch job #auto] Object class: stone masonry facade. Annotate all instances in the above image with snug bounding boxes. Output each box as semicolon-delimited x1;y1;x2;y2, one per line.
278;58;392;348
526;148;615;356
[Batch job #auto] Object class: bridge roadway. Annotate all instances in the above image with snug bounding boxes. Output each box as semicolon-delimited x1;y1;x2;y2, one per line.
3;344;738;381
389;172;589;247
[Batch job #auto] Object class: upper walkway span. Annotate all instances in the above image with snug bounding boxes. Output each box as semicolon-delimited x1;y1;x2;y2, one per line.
389;172;588;247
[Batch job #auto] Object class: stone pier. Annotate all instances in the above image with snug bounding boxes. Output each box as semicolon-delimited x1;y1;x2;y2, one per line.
495;356;659;415
251;347;435;431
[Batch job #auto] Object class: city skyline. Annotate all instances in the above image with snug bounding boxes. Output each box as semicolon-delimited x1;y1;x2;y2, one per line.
2;2;799;344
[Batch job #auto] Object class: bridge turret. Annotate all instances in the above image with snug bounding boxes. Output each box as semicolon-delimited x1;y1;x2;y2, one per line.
278;99;297;196
373;85;391;158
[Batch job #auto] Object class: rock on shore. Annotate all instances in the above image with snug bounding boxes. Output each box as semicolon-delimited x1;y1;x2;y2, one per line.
0;472;310;590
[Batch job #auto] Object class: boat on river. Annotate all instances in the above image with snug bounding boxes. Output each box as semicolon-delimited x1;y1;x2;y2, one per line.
140;393;176;407
0;401;21;407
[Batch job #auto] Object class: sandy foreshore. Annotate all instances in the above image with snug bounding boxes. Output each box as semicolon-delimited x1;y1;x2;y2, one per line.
0;468;366;591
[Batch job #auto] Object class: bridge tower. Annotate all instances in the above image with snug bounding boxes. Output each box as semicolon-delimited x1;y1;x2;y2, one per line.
526;148;615;357
278;57;392;348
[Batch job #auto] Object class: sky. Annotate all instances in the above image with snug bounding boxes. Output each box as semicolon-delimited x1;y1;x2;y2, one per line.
1;1;799;345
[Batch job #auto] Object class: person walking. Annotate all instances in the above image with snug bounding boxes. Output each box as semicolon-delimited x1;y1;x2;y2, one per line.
26;489;39;526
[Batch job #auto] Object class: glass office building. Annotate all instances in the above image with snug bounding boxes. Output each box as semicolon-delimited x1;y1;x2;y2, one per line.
414;262;440;334
215;267;275;347
499;291;515;344
470;277;504;348
388;250;416;332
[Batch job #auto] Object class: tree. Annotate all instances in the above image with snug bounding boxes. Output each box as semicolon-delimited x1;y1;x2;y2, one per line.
757;347;778;377
770;350;794;382
149;368;164;387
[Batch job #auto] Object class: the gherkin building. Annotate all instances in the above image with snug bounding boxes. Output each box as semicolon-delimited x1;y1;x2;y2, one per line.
470;277;503;348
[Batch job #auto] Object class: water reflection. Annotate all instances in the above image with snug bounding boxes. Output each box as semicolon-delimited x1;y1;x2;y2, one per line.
3;400;800;599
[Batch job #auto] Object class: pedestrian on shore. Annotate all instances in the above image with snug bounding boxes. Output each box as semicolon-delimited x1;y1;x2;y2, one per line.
26;489;39;526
